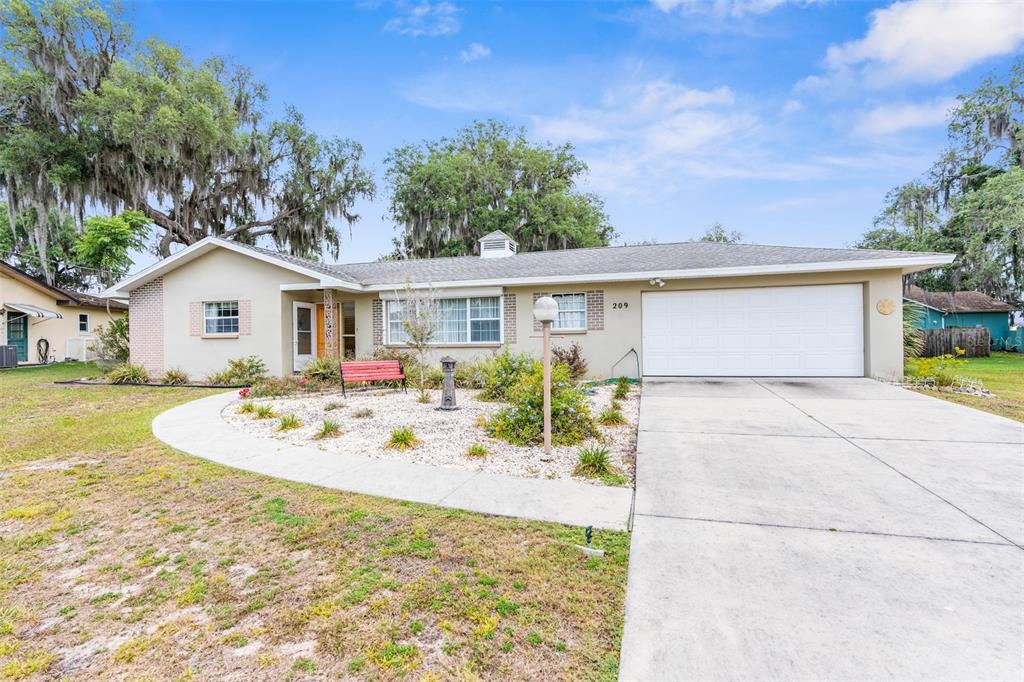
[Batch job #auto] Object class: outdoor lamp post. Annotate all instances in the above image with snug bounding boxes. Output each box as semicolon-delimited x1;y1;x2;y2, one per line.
532;296;559;455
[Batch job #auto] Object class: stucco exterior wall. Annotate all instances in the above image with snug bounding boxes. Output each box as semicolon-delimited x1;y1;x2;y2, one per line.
0;272;125;364
136;244;907;381
372;268;907;380
159;249;319;378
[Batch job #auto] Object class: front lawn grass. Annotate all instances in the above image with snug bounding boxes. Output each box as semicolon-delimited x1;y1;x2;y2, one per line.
0;363;629;680
914;351;1024;423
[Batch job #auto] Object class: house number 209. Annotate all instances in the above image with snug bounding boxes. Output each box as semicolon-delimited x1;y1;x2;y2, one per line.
612;302;629;309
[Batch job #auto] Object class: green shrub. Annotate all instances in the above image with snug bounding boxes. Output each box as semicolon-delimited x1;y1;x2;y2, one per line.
302;357;341;384
479;349;540;402
386;427;420;450
250;376;302;398
316;420;341;439
324;402;342;412
278;414;300;431
238;401;256;414
551;342;587;379
208;355;268;386
160;368;189;385
254;404;276;419
487;363;597;446
107;363;149;384
366;345;416;366
612;376;630;400
598;400;627;426
353;407;373;418
466;443;488;458
455;358;491;389
905;352;967;387
574;445;612;477
91;316;130;363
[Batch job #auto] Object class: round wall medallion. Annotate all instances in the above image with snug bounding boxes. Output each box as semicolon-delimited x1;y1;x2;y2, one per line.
876;298;896;315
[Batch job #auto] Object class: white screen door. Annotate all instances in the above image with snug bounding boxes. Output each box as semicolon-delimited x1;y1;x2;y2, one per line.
292;301;316;371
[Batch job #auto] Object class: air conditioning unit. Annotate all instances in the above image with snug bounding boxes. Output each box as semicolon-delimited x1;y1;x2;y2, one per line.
0;345;17;369
66;337;90;362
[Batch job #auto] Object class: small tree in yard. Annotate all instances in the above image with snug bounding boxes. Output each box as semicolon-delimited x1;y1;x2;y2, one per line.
396;283;438;402
91;317;130;364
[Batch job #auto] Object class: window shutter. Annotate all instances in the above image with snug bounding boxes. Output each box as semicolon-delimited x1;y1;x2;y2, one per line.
189;302;202;336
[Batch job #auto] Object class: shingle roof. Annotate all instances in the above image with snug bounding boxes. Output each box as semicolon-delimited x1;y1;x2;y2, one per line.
238;243;363;284
904;285;1016;313
319;241;947;286
1;261;127;309
58;288;129;310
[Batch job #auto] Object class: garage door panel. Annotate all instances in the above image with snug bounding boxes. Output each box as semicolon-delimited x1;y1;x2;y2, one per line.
642;284;864;377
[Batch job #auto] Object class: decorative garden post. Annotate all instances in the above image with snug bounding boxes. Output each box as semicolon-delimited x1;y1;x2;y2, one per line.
439;356;458;411
532;297;559;455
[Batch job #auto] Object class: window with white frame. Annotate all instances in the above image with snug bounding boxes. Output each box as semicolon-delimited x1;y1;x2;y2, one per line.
387;296;501;344
552;293;587;330
204;301;239;334
78;313;90;333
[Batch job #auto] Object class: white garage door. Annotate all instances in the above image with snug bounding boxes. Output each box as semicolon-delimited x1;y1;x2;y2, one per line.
642;284;864;377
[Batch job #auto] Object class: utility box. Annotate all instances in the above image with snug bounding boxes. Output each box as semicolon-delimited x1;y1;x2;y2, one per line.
0;345;17;369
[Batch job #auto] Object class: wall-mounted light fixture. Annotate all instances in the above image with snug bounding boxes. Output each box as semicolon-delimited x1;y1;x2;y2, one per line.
649;278;665;288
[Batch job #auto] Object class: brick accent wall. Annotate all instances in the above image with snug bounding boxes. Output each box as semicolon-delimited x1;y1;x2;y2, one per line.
372;298;384;346
188;302;201;336
502;293;517;344
130;278;164;376
239;300;252;335
532;292;550;332
585;289;604;331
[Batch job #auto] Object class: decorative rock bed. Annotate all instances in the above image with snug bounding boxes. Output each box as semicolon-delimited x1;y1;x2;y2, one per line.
222;383;639;486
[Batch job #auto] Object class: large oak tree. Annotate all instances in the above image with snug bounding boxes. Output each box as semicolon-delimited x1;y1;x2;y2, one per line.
385;120;615;258
0;0;374;284
857;60;1023;300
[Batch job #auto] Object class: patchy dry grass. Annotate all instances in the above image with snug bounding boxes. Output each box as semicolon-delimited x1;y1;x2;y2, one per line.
915;352;1024;423
0;363;629;680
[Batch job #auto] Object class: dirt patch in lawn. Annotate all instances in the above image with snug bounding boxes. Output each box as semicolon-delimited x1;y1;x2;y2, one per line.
223;383;639;486
0;363;630;680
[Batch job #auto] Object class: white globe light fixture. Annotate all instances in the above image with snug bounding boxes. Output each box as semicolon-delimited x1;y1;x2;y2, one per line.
532;296;559;455
532;296;558;323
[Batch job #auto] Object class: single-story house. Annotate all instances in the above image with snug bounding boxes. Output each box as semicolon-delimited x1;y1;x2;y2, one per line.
904;285;1021;350
104;232;953;380
1;261;128;365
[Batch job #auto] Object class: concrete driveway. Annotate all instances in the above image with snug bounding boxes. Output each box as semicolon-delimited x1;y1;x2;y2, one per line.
619;378;1023;681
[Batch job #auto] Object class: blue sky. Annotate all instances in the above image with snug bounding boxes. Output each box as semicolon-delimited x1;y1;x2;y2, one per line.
129;0;1024;263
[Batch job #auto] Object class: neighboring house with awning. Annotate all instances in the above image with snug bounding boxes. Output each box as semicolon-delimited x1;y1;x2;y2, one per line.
903;285;1022;350
0;261;128;365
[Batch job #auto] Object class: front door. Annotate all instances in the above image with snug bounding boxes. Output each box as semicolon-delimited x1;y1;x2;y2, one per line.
292;302;316;371
6;312;28;362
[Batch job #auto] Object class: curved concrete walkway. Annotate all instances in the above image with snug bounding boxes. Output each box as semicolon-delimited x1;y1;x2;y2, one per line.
153;392;632;530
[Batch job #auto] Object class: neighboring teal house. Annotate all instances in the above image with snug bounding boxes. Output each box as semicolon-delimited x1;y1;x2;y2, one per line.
904;285;1021;351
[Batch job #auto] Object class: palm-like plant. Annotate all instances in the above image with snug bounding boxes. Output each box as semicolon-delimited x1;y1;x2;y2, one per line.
904;301;925;359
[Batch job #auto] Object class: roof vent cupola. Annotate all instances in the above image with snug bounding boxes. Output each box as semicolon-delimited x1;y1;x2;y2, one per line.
478;230;518;259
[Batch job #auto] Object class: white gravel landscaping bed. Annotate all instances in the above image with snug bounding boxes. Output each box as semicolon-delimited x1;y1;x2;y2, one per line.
221;383;639;486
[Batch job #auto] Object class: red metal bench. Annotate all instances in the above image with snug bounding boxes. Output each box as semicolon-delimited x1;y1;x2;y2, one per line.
339;360;406;397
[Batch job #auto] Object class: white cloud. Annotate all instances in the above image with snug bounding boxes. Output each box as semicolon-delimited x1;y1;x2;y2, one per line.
651;0;820;18
459;42;491;62
853;98;957;136
781;98;803;114
529;78;783;192
384;1;460;37
819;0;1024;86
